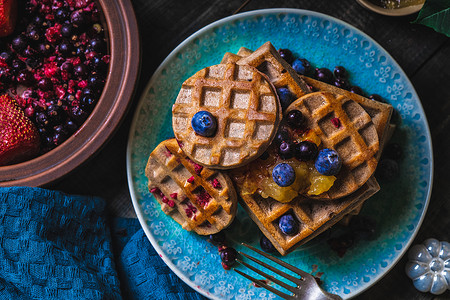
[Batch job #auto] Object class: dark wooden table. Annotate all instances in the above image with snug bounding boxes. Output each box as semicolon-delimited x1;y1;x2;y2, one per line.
49;0;450;299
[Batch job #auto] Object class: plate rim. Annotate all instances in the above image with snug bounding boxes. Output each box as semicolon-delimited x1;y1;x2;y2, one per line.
126;8;433;299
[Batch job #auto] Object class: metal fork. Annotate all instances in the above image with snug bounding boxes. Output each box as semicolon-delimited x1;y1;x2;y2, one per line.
234;243;342;300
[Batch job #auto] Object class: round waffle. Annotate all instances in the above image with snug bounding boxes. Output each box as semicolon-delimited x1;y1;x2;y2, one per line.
145;138;238;235
286;91;380;200
172;63;281;169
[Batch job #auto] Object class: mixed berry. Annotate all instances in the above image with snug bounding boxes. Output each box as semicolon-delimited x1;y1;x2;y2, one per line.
277;48;388;100
0;0;109;157
207;231;239;270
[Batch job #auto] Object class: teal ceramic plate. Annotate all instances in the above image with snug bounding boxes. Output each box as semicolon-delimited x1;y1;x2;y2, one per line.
127;8;433;299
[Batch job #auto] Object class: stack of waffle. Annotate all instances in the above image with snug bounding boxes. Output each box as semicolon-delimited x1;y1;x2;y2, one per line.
223;42;393;255
145;41;393;256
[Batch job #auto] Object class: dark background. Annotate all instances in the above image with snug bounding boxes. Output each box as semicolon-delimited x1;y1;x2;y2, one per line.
51;0;450;299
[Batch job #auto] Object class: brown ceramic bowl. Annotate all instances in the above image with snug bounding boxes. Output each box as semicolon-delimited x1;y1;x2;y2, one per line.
0;0;140;187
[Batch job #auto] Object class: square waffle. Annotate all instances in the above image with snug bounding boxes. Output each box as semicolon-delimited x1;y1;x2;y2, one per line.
172;63;282;169
231;173;380;255
145;138;238;235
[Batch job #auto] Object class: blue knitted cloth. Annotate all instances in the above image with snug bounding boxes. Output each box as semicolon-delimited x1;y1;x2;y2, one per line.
0;187;207;300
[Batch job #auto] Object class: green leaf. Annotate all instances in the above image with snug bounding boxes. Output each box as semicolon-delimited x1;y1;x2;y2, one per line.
412;0;450;37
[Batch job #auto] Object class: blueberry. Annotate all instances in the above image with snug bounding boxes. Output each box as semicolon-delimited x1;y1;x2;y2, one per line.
87;74;105;89
315;148;342;176
286;109;305;128
260;235;276;253
0;51;14;64
272;163;296;187
55;7;70;21
349;86;363;95
58;42;74;57
219;246;238;265
191;111;217;137
79;95;96;112
276;87;296;111
208;231;226;246
274;127;291;145
278;48;294;64
278;140;294;159
278;214;299;235
368;94;386;103
91;56;107;73
295;141;318;161
314;67;333;84
65;119;78;134
11;35;28;52
375;158;399;181
292;58;311;75
333;78;350;90
61;23;75;38
74;64;88;77
89;38;107;54
333;66;348;79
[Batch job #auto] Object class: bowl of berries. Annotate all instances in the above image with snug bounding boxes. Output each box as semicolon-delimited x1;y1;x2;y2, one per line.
0;0;140;186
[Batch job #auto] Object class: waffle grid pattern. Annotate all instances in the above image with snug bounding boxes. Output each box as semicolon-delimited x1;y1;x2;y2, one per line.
172;63;280;169
145;139;237;235
236;41;311;99
299;75;393;142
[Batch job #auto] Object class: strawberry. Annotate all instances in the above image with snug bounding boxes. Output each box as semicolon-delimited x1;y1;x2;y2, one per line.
0;94;40;166
0;0;17;38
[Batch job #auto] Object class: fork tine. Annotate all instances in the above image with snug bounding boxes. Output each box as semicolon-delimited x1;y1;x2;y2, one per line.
236;258;298;293
234;268;294;300
242;242;310;278
238;251;300;285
